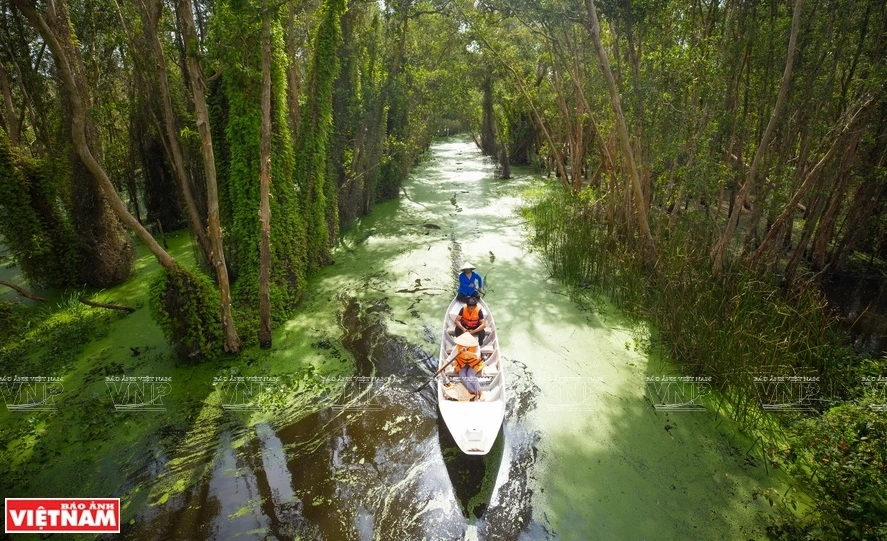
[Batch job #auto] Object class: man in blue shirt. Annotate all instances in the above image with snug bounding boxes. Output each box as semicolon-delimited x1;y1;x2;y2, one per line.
456;262;483;302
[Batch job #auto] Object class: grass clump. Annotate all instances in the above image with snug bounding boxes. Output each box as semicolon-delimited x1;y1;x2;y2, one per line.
0;294;124;375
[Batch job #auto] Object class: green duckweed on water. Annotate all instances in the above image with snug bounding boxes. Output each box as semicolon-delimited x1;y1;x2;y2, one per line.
0;138;813;539
1;229;351;523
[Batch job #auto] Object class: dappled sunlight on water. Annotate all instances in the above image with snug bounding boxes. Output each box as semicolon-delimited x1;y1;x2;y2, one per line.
123;137;796;539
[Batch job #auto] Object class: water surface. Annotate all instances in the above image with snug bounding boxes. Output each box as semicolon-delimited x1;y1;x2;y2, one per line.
129;138;797;540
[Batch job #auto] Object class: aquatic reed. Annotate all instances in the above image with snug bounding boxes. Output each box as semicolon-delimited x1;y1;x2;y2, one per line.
524;189;849;426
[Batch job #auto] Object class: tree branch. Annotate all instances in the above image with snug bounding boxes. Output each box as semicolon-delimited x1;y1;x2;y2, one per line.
0;279;45;301
79;297;136;312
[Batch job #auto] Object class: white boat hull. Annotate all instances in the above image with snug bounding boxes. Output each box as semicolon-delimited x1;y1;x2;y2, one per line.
437;296;506;455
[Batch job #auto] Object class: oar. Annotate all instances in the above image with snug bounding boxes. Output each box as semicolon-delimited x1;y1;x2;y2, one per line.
479;270;489;297
414;355;459;393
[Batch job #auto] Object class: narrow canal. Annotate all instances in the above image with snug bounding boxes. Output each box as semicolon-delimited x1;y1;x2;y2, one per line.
129;137;796;540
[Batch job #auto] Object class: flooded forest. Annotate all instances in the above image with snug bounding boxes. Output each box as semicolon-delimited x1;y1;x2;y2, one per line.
1;0;886;539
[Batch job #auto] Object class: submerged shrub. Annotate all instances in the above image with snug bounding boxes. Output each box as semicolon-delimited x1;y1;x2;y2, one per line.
149;265;223;361
0;133;78;288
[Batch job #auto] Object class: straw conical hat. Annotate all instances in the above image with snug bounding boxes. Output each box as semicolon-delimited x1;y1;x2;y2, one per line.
454;333;479;347
459;262;476;271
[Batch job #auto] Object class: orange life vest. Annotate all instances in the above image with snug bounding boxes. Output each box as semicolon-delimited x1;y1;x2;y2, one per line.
459;305;483;329
454;344;485;372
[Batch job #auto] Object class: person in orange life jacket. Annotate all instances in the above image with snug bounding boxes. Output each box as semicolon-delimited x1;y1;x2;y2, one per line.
453;296;486;345
456;263;483;303
444;332;485;401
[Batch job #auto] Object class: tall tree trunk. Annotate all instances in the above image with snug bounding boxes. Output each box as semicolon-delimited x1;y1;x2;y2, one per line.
140;136;185;230
810;140;857;269
748;97;874;265
1;13;52;154
549;44;587;192
297;0;345;269
477;33;572;192
258;1;273;348
123;143;142;224
499;143;511;179
480;76;496;156
584;0;656;262
284;1;302;140
784;194;827;285
829;169;886;272
15;0;175;271
711;0;802;273
0;62;20;146
16;0;136;286
177;0;241;353
136;0;213;264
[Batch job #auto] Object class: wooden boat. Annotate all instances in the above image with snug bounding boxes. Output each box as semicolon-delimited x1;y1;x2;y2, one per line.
437;296;506;455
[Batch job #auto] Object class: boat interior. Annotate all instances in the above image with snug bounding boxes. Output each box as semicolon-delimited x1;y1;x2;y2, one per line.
441;299;504;403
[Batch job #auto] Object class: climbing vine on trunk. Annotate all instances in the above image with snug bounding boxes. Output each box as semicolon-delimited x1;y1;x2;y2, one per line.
0;133;77;288
212;0;305;313
294;0;345;272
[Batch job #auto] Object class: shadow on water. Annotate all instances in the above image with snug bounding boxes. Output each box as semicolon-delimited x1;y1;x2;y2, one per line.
331;293;545;538
337;293;437;380
278;292;545;540
139;291;543;540
121;139;551;539
438;416;505;520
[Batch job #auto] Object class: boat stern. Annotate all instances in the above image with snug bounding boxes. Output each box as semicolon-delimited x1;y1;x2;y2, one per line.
440;402;505;455
460;426;500;455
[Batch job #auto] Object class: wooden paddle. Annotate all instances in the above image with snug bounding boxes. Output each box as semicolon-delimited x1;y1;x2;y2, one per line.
478;269;490;297
414;354;459;393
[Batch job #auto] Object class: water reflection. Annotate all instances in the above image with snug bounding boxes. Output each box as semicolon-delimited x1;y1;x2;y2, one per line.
438;416;505;520
128;139;543;540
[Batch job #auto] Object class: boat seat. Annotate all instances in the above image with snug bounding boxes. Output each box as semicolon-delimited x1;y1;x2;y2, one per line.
444;343;495;358
447;326;496;338
444;374;494;386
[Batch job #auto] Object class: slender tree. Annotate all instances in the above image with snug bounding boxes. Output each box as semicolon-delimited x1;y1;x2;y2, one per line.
16;0;223;360
295;0;345;270
0;62;20;146
748;96;876;265
132;0;213;264
213;0;305;313
177;0;241;352
14;0;134;287
258;0;272;347
710;0;803;274
13;0;165;267
584;0;656;262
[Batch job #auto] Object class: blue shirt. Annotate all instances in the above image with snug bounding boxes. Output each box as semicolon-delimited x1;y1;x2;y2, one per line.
458;271;483;296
